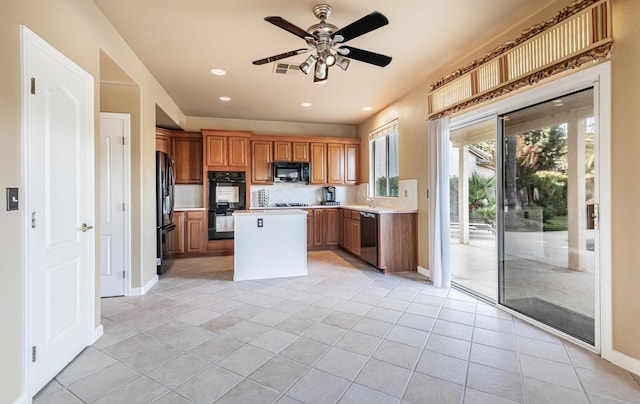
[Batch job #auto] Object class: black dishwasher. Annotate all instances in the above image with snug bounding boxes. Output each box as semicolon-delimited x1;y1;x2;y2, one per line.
360;212;379;267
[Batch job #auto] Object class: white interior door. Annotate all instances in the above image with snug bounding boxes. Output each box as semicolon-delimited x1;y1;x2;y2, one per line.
22;27;95;396
100;113;129;297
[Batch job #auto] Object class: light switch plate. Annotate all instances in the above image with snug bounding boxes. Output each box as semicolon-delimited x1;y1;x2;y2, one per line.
6;188;18;211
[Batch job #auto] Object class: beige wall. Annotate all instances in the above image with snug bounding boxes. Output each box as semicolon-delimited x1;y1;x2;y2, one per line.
0;0;184;401
358;0;640;361
185;116;357;138
609;0;640;359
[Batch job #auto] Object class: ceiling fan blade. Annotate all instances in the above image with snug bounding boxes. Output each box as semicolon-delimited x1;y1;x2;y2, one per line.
252;49;310;65
340;46;392;67
331;11;389;43
265;16;316;40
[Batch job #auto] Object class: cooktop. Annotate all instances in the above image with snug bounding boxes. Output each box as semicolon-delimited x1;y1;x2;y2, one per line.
273;203;309;207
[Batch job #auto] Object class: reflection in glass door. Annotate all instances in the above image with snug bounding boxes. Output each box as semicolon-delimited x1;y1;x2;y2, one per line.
499;88;596;344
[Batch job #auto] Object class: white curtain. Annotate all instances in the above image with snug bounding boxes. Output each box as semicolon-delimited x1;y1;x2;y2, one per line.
428;117;451;288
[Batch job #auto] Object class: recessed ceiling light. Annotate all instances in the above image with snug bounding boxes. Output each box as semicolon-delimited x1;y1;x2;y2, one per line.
301;102;312;107
362;106;373;111
219;96;231;102
210;68;227;76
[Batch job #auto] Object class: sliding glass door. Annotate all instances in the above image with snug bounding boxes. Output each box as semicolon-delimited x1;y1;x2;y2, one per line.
498;88;597;344
449;119;497;300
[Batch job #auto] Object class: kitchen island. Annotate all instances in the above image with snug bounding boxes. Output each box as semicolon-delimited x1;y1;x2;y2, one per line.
233;209;308;281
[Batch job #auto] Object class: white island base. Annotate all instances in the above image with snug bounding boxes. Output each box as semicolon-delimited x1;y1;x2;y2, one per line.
233;209;308;281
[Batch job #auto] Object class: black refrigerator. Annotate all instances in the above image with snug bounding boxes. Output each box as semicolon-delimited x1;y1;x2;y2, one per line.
156;151;176;274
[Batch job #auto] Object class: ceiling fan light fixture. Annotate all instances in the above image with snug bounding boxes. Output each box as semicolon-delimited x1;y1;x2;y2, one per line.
335;54;350;71
314;59;328;83
299;55;317;75
254;5;392;84
317;42;335;66
322;50;336;66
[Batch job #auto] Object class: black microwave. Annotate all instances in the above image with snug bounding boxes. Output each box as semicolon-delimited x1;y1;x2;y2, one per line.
273;162;310;183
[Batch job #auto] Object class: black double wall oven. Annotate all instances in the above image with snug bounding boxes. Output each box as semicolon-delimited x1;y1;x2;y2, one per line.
208;171;246;240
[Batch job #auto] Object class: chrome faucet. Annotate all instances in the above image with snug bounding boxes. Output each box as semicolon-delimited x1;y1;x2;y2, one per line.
365;196;375;208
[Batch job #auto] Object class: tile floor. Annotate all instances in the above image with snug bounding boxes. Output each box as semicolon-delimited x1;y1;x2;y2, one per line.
34;250;640;404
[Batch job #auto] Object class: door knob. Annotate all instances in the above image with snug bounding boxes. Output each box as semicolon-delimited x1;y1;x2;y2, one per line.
81;223;94;232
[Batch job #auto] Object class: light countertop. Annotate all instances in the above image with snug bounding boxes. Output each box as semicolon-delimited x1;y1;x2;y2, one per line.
174;207;206;211
249;205;417;214
234;209;308;216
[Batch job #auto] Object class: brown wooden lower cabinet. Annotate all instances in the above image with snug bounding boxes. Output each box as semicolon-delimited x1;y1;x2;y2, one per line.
324;209;340;246
378;213;417;273
340;209;417;274
173;210;205;255
342;210;352;251
305;209;313;248
186;211;205;253
313;209;324;247
341;209;361;256
306;208;340;248
351;217;361;256
173;211;186;254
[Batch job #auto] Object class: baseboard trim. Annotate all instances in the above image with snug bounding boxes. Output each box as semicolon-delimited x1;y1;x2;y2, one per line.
417;265;431;280
129;274;159;296
92;324;104;345
607;349;640;377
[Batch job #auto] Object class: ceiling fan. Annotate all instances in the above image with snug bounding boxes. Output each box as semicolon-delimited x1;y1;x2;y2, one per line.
252;4;392;83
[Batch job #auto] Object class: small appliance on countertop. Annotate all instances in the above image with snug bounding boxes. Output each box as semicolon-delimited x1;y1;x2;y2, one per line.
257;189;269;207
321;186;339;206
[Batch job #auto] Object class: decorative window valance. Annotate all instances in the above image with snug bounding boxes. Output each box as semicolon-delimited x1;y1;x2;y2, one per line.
427;0;612;120
369;119;398;140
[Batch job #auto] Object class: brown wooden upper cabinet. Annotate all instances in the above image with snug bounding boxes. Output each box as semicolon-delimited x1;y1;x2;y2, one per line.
310;141;358;185
171;133;202;184
202;130;250;170
250;134;358;185
310;143;327;184
251;140;273;184
156;128;172;156
273;141;310;162
327;143;344;184
345;144;359;185
273;141;291;161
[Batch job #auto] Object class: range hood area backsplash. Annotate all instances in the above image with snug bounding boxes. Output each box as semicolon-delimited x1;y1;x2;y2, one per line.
251;183;357;207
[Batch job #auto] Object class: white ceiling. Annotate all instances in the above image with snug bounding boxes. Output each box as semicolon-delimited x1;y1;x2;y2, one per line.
94;0;555;127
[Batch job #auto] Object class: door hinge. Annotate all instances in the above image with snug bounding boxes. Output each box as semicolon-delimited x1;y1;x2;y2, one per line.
31;346;36;362
122;203;126;212
122;270;126;279
30;78;36;94
593;203;600;231
122;136;126;146
31;212;36;228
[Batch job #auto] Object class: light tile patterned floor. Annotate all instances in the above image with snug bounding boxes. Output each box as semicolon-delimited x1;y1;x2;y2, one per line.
34;250;640;403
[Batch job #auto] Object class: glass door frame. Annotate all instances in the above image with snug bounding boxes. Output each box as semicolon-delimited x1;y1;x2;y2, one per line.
448;115;499;304
446;62;612;355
